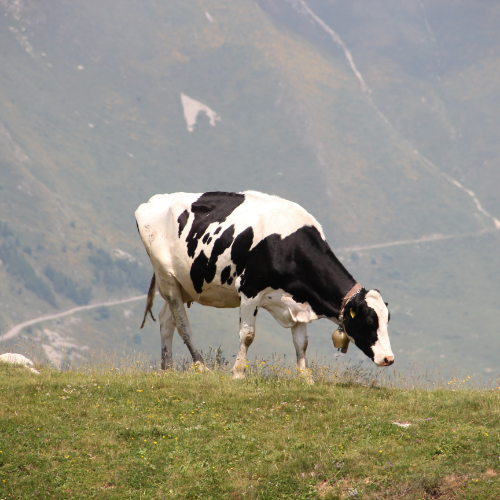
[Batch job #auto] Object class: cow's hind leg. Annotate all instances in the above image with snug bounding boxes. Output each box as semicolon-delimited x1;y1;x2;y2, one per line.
291;323;313;384
158;274;205;370
159;302;175;370
232;293;260;379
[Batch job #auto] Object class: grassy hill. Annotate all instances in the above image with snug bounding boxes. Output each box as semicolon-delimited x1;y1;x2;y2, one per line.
0;0;499;377
1;362;499;499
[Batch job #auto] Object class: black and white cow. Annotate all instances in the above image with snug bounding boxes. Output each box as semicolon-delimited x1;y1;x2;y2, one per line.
135;191;394;379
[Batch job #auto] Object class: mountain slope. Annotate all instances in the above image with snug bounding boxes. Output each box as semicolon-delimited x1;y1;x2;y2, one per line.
0;0;499;376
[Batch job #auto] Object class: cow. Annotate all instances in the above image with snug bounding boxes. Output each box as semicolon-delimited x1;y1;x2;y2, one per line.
135;191;394;379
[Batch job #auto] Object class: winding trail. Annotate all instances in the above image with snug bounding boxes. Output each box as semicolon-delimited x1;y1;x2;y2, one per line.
1;294;148;342
337;227;499;254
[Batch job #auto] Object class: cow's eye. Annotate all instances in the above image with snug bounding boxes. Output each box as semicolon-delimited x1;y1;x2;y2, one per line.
367;317;373;325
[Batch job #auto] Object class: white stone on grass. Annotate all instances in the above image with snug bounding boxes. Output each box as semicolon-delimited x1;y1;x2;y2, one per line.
392;421;411;428
0;353;40;374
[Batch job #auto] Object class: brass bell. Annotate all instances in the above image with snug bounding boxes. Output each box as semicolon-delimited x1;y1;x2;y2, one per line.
332;329;349;353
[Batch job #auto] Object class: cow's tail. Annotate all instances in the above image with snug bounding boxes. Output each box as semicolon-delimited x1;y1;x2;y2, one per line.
140;274;157;329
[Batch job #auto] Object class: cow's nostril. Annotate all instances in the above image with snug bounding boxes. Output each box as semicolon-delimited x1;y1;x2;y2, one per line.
384;356;394;366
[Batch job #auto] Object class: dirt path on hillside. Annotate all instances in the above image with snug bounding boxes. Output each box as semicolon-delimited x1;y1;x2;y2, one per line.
338;227;499;253
1;294;148;342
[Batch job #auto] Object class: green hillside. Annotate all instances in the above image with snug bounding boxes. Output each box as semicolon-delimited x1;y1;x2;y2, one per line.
1;364;500;499
0;0;499;376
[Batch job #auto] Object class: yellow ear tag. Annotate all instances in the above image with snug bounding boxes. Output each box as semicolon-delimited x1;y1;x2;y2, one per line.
350;308;356;318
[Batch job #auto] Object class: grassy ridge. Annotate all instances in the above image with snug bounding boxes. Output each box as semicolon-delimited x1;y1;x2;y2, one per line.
1;362;499;499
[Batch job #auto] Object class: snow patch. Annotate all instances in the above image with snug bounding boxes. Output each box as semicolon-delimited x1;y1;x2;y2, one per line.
0;121;29;163
42;328;88;369
180;93;221;132
8;25;36;59
123;308;133;318
42;344;63;368
112;248;136;262
43;328;81;351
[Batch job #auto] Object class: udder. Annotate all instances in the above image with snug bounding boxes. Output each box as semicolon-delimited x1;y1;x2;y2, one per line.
196;284;241;308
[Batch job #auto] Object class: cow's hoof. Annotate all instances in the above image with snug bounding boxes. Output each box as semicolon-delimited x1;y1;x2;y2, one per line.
194;361;209;372
297;369;314;385
231;371;245;380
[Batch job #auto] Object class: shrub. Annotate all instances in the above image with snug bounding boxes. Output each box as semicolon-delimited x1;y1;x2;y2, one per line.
93;306;110;320
0;220;15;238
0;241;56;306
44;265;92;305
89;248;150;292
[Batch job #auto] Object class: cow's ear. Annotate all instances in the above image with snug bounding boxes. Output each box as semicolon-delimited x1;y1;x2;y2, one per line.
348;299;359;317
385;302;389;307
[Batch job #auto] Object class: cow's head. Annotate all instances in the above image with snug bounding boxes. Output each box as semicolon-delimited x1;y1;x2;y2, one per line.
342;289;394;366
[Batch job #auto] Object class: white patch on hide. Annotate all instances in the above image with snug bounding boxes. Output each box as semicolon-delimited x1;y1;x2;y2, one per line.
260;289;318;328
112;248;136;262
365;290;393;366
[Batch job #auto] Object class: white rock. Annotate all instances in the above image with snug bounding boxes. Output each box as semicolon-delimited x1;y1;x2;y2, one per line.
0;353;40;374
392;421;411;428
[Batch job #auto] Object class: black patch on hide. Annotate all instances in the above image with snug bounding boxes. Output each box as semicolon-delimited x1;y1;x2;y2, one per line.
190;250;209;294
220;265;231;285
186;192;244;258
230;226;254;276
177;210;189;237
190;225;235;293
237;226;356;318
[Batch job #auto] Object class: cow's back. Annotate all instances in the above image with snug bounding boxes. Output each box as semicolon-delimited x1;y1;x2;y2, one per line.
135;192;199;274
233;191;324;243
135;191;325;304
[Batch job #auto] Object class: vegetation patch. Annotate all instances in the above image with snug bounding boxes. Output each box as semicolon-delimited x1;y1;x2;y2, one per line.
0;360;499;499
44;265;92;305
88;248;150;293
0;241;56;307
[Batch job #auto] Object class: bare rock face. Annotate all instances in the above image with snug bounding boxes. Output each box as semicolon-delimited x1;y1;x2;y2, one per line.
0;353;40;374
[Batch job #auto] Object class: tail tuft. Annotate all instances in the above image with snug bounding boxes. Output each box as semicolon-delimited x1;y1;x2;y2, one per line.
140;274;157;328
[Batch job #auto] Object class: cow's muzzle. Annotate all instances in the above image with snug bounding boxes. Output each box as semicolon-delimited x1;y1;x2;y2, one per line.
382;356;394;366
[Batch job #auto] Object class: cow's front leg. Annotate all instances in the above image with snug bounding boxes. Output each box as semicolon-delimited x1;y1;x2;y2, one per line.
159;302;175;370
291;323;313;384
159;275;205;370
231;293;260;379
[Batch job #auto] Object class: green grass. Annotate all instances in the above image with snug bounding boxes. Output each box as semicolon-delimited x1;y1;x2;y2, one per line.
1;359;499;499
